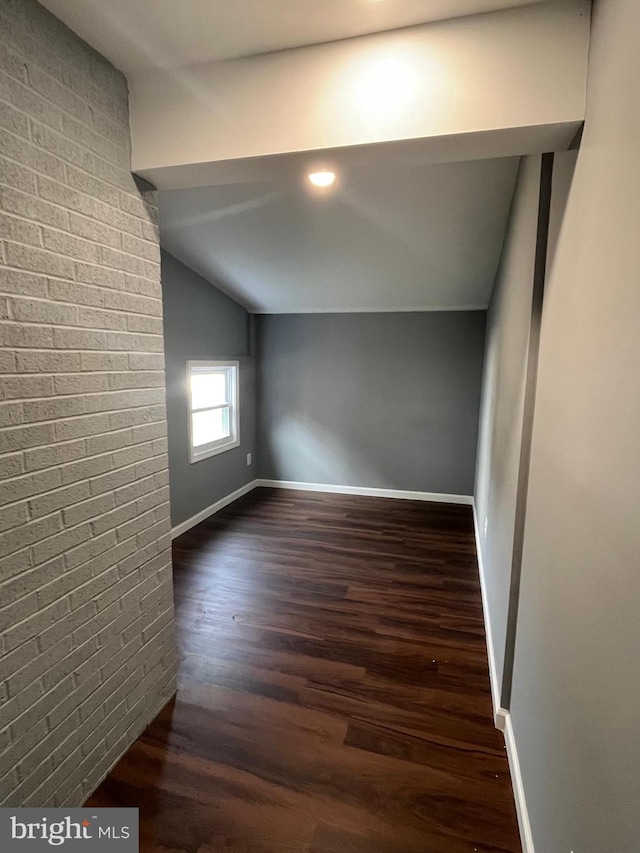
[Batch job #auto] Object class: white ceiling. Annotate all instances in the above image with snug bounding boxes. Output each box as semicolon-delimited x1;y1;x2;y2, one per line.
158;156;519;313
39;0;547;73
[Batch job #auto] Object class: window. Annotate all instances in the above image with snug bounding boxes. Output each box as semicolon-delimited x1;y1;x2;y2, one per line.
187;361;239;463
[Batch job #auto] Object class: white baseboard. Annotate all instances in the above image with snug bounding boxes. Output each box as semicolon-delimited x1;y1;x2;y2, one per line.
472;501;507;727
472;502;533;852
170;479;258;539
255;479;473;505
171;478;472;539
503;711;535;853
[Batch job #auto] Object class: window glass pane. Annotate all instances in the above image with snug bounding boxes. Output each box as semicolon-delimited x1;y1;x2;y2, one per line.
191;371;227;410
192;407;230;447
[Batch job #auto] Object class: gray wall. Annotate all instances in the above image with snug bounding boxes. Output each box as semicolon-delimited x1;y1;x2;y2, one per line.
257;312;485;495
508;0;640;848
474;155;542;706
0;0;176;806
161;251;256;528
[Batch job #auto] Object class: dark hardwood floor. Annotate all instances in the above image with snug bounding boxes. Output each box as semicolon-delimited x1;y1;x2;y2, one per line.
87;487;522;853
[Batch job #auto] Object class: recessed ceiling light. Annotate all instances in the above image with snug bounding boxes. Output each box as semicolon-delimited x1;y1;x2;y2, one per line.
308;171;336;188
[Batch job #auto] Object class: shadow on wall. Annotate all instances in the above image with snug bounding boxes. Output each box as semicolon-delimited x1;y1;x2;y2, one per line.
268;415;387;486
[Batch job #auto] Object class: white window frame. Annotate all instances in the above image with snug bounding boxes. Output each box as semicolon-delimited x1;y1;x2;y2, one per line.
187;360;240;463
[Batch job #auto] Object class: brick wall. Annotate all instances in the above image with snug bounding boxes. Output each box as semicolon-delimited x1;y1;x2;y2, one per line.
0;0;177;805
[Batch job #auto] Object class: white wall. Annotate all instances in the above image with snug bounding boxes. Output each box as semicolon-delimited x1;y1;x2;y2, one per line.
508;0;640;848
474;155;542;712
129;0;590;188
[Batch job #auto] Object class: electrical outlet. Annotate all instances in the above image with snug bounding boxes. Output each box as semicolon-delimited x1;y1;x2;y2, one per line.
246;453;252;466
484;517;488;537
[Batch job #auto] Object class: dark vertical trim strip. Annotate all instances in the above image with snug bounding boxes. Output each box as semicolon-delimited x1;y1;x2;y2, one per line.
500;152;555;710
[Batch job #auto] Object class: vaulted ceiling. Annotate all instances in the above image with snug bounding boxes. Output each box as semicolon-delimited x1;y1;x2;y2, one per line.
39;0;586;314
159;156;518;313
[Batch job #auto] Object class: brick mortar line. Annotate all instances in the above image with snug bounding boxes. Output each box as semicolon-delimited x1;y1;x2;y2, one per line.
0;515;172;626
0;263;160;291
0;444;168;512
0;207;158;249
0;89;124;165
0;87;128;169
0;456;167;517
2;293;163;316
0;409;167;454
0;594;174;750
1;236;161;270
0;34;129;126
0;171;157;225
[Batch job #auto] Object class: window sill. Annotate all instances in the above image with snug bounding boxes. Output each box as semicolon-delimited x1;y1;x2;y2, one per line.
190;438;240;464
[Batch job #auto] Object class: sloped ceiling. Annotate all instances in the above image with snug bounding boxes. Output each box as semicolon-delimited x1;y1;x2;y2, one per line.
38;0;548;73
158;156;519;313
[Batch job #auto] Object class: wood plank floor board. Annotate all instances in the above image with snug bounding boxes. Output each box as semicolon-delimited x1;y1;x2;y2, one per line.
87;487;521;852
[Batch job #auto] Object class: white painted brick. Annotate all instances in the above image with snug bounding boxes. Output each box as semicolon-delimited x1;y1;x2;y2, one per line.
110;369;165;390
0;349;16;371
121;231;160;263
0;556;64;606
4;241;75;278
0;467;62;506
16;349;81;372
1;374;55;399
126;314;164;335
0;451;24;478
1;184;69;229
131;420;167;443
0;321;54;348
68;212;120;249
31;122;94;172
10;297;78;326
51;327;106;350
23;395;85;423
0;501;29;533
0;128;65;182
32;521;91;565
62;492;114;528
77;305;127;331
42;226;101;263
124;273;161;299
0;100;30;138
89;464;135;496
109;404;165;432
103;288;162;317
28;481;90;518
120;191;158;224
64;530;116;572
0;211;41;245
37;175;96;218
85;428;131;456
53;373;109;395
54;411;110;441
0;159;37;194
26;65;93;124
79;351;128;372
91;502;138;538
24;439;85;472
0;548;34;585
85;387;165;415
111;443;154;470
113;475;155;507
0;400;24;428
1;0;173;807
66;165;119;207
48;279;106;308
0;69;64;132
